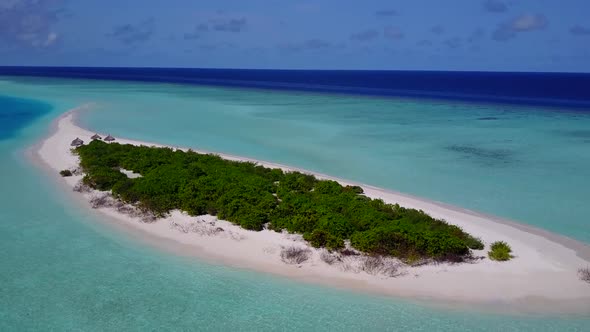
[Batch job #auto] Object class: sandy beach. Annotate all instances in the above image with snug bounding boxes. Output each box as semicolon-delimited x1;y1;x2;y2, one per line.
33;106;590;313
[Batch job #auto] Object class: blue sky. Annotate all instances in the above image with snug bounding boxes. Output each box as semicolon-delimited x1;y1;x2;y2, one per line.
1;0;589;71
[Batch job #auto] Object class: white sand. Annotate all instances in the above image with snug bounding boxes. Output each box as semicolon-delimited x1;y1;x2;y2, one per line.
34;107;590;313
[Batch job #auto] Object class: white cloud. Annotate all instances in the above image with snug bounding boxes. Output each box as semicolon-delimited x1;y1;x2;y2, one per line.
0;0;62;48
510;14;548;31
44;31;57;46
493;13;548;41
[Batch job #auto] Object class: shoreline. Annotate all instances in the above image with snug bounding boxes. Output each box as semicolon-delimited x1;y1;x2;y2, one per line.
31;106;590;314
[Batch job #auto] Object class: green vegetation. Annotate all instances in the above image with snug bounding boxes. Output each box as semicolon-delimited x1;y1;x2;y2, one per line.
59;169;73;177
464;235;485;250
488;241;513;261
75;140;483;262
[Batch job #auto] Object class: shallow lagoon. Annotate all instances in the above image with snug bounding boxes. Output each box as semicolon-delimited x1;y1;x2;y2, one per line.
1;77;589;330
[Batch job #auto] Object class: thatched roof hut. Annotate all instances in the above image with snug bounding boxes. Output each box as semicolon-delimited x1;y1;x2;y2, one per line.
71;138;84;147
104;135;115;142
91;134;102;140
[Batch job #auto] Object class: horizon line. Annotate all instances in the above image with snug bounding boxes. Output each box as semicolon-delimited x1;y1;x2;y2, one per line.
1;65;589;75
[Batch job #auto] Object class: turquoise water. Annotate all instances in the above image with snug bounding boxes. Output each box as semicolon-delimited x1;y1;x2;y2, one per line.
1;77;589;330
3;76;589;241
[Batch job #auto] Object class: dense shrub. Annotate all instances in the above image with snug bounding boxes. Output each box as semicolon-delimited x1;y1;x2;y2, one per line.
303;229;344;250
59;169;73;177
488;241;512;261
82;166;127;191
350;222;469;260
344;185;364;194
76;140;481;262
464;235;484;250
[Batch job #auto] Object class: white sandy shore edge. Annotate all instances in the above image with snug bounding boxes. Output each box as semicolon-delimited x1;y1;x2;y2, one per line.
34;106;590;313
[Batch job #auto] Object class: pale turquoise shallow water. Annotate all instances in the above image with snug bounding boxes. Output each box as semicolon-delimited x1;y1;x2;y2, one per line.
1;76;589;330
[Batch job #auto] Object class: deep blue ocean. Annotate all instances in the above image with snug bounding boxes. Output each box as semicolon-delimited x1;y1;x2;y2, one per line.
1;69;589;330
2;66;590;108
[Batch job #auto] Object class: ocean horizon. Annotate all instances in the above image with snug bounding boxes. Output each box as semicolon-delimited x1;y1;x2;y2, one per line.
2;67;590;108
1;68;589;330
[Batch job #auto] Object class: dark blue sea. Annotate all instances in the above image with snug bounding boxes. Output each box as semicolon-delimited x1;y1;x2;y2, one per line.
1;66;589;109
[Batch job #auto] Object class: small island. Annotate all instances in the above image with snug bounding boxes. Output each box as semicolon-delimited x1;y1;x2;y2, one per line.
36;111;590;310
74;139;485;264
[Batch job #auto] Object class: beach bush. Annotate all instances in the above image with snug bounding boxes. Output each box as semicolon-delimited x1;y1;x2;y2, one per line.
280;246;311;264
75;140;482;262
464;235;484;250
579;267;590;283
320;250;340;265
344;185;364;194
60;169;73;177
361;256;385;275
488;241;512;261
73;181;92;193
